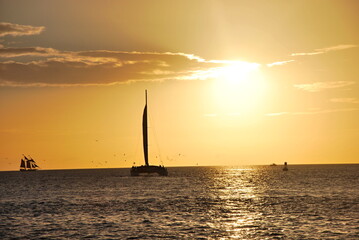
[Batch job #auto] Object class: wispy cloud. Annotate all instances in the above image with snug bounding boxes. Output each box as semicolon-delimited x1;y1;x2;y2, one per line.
267;60;295;67
291;44;357;56
0;22;45;37
0;47;60;57
317;45;358;52
0;48;225;87
266;108;358;116
330;98;359;104
294;81;355;92
291;52;323;57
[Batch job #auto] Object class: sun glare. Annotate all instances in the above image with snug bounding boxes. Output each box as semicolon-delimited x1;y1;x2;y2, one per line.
215;61;260;85
210;61;266;115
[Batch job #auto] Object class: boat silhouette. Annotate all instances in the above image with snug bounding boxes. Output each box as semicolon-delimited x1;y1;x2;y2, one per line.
131;90;168;176
283;162;288;171
20;155;40;171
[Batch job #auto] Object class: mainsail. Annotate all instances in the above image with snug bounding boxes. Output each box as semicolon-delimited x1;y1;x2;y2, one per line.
142;90;149;166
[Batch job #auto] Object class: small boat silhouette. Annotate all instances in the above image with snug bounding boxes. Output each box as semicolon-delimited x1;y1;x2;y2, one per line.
20;155;40;171
283;162;288;171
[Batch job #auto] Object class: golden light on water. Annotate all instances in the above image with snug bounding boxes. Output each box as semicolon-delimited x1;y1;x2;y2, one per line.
208;167;262;239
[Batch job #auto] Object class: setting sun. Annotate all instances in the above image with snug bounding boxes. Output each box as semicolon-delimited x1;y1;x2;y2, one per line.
213;61;260;85
208;61;267;115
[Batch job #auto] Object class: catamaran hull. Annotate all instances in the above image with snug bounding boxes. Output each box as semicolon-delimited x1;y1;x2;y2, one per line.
20;169;37;172
131;165;168;176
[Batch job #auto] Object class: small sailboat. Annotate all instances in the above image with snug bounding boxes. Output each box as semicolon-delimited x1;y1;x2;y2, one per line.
131;90;168;176
20;155;40;171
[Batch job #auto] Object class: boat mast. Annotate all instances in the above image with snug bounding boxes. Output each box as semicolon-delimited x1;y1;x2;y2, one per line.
142;90;149;166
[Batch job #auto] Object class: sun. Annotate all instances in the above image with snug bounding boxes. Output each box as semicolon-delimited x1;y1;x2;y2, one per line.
215;61;260;85
210;61;266;115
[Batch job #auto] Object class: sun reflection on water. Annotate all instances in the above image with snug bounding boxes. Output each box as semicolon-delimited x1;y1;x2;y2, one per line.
205;167;266;239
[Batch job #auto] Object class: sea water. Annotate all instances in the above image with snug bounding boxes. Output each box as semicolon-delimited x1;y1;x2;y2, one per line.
1;165;358;239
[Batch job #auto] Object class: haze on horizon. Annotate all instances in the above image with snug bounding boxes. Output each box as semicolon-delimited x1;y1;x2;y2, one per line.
1;0;359;171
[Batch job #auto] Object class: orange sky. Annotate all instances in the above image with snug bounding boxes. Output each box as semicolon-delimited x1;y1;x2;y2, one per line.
1;0;359;170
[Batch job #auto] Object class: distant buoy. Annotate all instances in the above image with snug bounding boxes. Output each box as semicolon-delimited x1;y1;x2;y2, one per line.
283;162;288;171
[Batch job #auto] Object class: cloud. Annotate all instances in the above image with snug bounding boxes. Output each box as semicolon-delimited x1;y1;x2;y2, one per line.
266;108;358;116
0;49;224;87
0;47;60;57
330;98;359;104
294;81;355;92
77;50;213;72
317;45;358;52
267;60;295;67
291;52;323;57
291;44;357;56
0;22;45;37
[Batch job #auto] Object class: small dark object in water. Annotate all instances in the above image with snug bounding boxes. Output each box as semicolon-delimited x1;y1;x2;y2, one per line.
283;162;288;171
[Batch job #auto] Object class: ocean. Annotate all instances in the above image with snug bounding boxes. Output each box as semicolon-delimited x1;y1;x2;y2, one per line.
1;165;358;239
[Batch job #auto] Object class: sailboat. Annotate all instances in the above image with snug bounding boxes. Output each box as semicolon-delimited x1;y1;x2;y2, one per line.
20;155;40;171
131;90;168;176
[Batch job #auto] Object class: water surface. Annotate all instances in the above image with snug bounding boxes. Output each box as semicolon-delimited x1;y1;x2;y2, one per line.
1;165;358;239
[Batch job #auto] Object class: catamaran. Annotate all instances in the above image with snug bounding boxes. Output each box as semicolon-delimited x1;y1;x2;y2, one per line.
20;155;40;171
131;90;168;176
